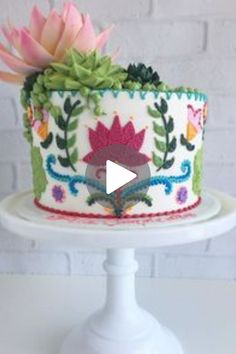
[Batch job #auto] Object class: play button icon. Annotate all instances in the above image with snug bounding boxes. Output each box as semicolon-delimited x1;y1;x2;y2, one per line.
106;160;137;194
85;143;151;214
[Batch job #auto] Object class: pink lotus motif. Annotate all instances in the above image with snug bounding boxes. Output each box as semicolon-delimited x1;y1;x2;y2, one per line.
83;115;150;166
0;2;113;84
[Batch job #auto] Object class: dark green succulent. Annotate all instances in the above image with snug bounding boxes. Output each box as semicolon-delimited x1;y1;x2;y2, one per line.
124;63;161;90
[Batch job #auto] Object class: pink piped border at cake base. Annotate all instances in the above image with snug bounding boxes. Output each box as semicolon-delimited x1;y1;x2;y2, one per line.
34;197;202;219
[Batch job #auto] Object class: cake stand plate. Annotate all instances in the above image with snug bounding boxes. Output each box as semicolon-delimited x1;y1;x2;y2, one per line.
1;188;236;354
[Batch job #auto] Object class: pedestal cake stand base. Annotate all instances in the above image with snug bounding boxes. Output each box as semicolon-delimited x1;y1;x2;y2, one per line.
1;189;236;354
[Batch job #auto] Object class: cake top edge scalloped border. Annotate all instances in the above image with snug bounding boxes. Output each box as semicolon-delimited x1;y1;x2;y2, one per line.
49;88;208;101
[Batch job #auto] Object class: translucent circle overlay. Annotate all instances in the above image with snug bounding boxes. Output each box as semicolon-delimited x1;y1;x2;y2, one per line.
85;144;151;211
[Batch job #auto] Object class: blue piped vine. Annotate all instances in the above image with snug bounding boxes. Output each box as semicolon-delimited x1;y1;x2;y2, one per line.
46;154;106;196
121;160;191;199
46;154;191;217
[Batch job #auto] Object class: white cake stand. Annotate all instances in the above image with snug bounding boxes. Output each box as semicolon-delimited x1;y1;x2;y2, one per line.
1;189;236;354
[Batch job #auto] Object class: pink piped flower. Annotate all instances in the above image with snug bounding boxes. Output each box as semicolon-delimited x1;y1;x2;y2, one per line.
83;115;150;166
0;2;113;84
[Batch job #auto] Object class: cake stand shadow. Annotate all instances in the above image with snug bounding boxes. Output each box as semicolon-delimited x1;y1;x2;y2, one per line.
1;188;236;354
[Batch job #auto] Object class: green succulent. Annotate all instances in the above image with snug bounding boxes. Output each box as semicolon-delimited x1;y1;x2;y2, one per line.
124;63;161;89
44;49;128;90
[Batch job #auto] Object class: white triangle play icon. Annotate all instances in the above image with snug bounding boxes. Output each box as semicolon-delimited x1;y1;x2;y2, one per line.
106;160;137;194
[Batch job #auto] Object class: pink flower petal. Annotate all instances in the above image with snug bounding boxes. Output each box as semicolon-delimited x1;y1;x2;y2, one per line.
127;130;145;151
83;151;96;164
1;24;22;54
62;1;73;22
96;25;114;50
10;28;23;54
89;128;106;151
0;71;24;84
96;122;109;145
29;5;46;41
1;25;12;44
19;29;54;68
73;14;96;53
0;43;39;74
40;10;64;54
109;115;123;145
55;3;83;60
122;121;135;144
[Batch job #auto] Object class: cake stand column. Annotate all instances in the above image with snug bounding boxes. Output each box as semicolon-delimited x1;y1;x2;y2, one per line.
61;248;183;354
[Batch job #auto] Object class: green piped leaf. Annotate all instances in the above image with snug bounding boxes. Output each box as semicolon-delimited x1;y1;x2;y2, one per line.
180;134;195;151
155;139;167;153
166;117;174;133
168;137;177;153
64;97;72;114
58;156;71;168
87;193;114;207
162;157;174;169
67;134;76;148
147;106;161;118
57;116;66;131
71;105;85;117
123;193;153;207
40;132;53;149
68;118;78;131
56;135;66;150
153;122;165;136
158;98;168;115
152;153;163;167
70;149;78;164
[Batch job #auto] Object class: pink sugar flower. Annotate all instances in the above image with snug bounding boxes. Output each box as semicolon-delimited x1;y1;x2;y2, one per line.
0;2;113;84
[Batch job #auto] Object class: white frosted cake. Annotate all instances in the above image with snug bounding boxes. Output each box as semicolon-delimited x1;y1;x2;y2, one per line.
30;89;207;218
0;2;208;219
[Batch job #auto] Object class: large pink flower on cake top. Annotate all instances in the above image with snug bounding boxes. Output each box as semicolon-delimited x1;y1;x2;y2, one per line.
0;2;113;84
83;116;150;166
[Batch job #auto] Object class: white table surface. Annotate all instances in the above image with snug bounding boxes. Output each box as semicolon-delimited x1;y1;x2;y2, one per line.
0;275;235;354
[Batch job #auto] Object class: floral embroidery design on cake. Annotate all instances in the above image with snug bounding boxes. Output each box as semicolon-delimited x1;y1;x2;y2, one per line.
176;187;188;205
52;185;66;203
46;153;192;217
148;98;177;171
56;96;84;172
83;115;150;166
181;105;203;151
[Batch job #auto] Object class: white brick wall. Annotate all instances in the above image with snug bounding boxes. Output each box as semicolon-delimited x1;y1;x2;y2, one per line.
0;0;236;279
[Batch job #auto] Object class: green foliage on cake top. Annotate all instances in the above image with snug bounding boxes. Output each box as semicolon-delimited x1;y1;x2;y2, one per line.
124;63;161;90
44;50;128;91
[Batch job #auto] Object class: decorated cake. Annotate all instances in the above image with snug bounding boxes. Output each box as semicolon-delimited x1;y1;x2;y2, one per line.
0;2;208;219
